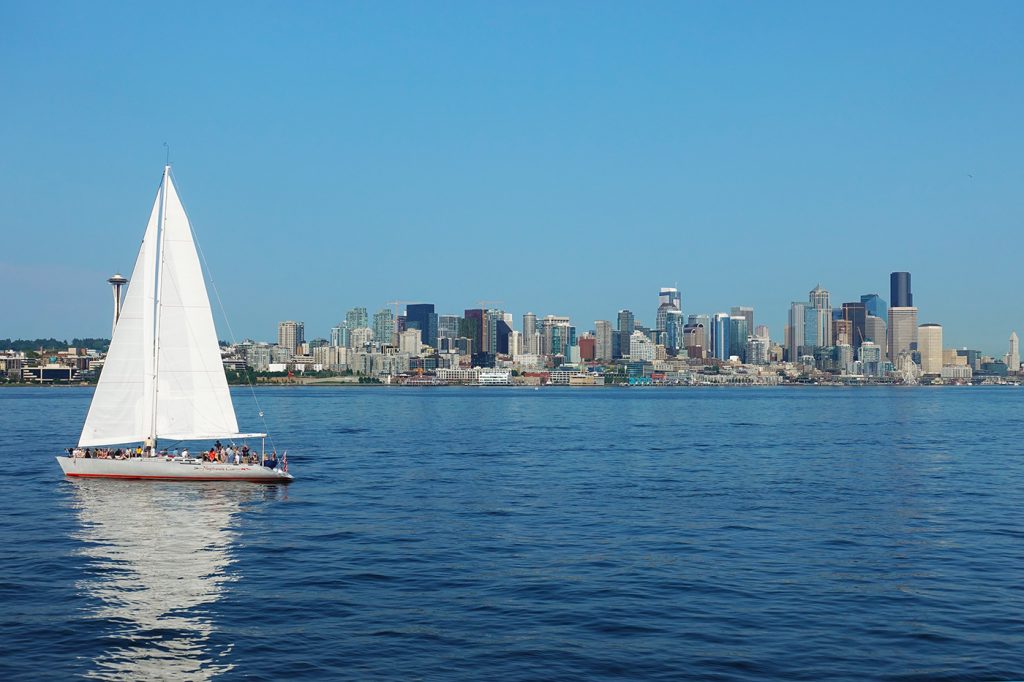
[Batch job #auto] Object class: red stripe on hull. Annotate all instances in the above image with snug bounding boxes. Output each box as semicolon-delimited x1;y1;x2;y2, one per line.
64;472;289;483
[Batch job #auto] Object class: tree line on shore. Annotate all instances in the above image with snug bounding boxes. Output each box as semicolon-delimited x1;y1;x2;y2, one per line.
0;338;110;353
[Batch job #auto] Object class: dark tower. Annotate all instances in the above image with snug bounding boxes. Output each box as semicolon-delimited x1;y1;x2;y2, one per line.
841;302;867;347
405;303;438;349
615;309;635;360
461;309;484;355
890;272;912;308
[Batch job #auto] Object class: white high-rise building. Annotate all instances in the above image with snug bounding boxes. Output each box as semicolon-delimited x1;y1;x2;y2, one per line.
523;313;537;354
887;307;918;363
277;321;304;354
629;330;655;362
508;330;522;357
917;323;943;374
349;327;374;350
1005;332;1020;372
746;336;770;365
398;329;422;356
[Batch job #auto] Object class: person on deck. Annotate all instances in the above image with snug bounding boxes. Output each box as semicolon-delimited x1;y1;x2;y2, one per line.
265;452;278;469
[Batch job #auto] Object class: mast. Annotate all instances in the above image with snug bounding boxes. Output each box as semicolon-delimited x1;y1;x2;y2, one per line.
149;165;171;447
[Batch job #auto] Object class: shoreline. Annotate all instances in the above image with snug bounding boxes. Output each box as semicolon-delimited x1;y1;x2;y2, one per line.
1;382;1018;389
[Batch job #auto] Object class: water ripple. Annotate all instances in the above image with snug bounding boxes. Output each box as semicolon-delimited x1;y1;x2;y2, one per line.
1;386;1023;680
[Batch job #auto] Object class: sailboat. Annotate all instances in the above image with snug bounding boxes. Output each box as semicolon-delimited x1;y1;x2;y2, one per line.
57;166;293;482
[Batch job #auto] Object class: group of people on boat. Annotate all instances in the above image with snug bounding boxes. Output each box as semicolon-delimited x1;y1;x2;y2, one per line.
200;440;286;469
66;440;286;471
67;446;150;460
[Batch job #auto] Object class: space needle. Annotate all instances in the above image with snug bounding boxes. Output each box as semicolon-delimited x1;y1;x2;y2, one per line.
107;273;128;337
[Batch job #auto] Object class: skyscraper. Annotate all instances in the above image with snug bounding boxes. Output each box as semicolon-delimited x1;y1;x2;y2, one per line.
890;272;913;308
398;328;422;356
859;342;883;377
542;315;572;356
865;314;887;358
860;293;888;321
438;314;460;341
406;303;438;350
491;316;512;355
629;330;655;362
730;306;754;341
656;287;682;347
803;285;832;352
712;313;730;360
659;287;681;309
345;307;368;330
809;284;830;310
373;308;395;347
728;316;749;361
578;334;596;361
833;318;852;347
1007;332;1020;372
888;307;918;362
841;302;867;348
684;314;710;358
616;310;635;359
523;313;537;354
918;323;942;374
664;309;684;356
330;323;347;348
787;302;806;360
595;320;613;361
277;321;304;354
461;309;484;355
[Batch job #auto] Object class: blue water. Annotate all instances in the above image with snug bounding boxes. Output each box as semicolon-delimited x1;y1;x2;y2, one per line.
1;386;1023;680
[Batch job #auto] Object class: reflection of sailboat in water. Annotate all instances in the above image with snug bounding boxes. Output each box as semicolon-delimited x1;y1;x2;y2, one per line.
70;480;275;680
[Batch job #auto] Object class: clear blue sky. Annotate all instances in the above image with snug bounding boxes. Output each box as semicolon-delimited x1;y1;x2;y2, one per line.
2;2;1021;355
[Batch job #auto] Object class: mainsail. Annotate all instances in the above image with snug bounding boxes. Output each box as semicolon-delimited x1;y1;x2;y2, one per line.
79;167;242;446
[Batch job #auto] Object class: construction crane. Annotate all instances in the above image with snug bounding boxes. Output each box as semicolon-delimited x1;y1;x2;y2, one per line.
385;300;416;317
476;300;504;311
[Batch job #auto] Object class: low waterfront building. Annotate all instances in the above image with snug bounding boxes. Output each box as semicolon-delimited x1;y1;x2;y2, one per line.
0;351;26;379
436;367;482;384
22;364;79;383
478;370;512;385
941;365;973;381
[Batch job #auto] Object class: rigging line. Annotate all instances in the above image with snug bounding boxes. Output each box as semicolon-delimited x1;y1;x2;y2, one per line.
176;170;277;454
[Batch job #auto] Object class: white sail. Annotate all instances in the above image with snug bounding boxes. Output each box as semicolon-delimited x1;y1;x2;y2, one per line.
152;173;240;440
79;167;241;446
79;182;161;446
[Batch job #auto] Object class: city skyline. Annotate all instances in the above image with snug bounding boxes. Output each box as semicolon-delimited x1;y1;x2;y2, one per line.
2;4;1022;353
4;268;1021;359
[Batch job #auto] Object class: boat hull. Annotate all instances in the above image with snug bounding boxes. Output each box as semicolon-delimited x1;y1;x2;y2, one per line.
56;456;293;483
